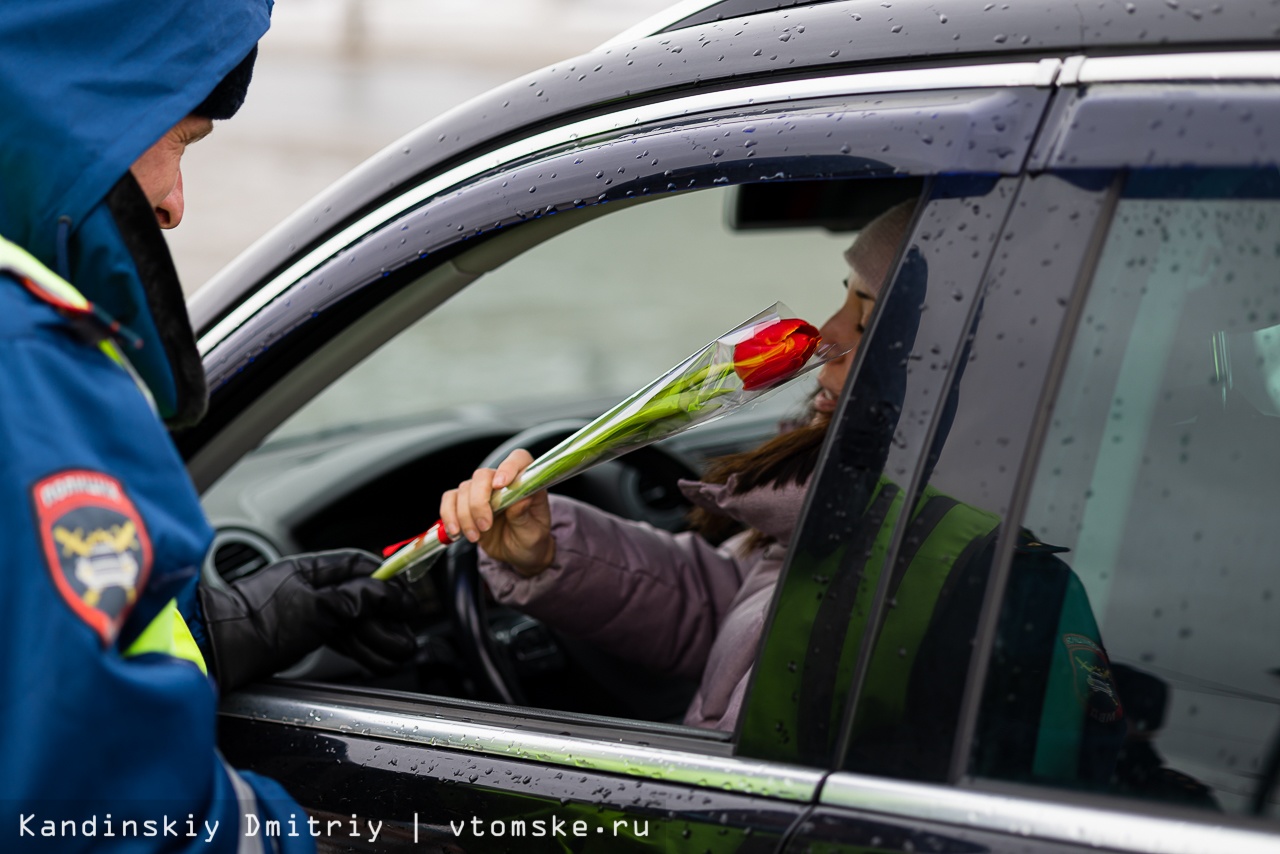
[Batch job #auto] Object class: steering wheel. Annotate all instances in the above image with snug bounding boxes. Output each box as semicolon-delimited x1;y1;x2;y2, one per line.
447;420;698;707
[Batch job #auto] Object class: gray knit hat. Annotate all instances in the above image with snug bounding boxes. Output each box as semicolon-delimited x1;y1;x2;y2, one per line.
844;199;918;294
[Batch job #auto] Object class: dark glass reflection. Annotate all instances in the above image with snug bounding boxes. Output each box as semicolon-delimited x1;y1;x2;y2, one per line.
739;176;1022;766
825;173;1112;781
978;169;1280;821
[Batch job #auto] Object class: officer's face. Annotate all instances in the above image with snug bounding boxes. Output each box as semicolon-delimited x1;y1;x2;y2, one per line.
129;115;214;229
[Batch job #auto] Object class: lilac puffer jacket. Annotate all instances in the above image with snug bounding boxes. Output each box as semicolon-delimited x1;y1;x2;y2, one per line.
478;476;807;731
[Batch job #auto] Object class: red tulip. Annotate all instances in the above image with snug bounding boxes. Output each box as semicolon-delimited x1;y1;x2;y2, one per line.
733;318;821;390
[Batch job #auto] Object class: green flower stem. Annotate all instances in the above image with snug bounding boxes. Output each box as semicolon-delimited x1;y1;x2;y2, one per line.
376;354;743;581
491;363;737;512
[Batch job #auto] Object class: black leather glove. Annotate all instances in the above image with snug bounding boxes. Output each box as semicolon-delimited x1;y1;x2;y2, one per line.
199;549;419;692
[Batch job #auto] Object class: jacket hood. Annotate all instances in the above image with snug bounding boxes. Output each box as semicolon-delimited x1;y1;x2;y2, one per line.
0;0;272;425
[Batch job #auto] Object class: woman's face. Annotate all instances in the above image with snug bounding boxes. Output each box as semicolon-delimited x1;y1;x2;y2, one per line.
812;267;878;415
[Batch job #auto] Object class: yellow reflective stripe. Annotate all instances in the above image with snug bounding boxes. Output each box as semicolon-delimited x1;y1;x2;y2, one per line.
97;337;158;414
0;234;89;308
124;599;208;675
0;235;159;414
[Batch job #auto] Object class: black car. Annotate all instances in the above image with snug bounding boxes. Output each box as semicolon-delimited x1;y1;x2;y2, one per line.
184;0;1280;850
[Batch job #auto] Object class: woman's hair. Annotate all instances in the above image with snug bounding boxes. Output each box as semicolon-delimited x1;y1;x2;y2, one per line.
688;409;831;544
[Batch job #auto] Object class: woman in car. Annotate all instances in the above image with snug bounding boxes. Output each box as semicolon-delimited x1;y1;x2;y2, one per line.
438;201;915;732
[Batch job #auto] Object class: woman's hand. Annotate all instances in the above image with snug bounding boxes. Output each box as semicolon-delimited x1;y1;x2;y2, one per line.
439;449;555;577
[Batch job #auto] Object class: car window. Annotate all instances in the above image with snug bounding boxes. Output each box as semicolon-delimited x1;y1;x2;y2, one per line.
973;169;1280;822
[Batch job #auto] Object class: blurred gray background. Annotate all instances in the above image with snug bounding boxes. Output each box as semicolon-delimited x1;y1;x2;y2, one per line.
167;0;676;294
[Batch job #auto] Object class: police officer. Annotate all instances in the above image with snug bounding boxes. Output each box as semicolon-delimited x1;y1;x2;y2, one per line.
0;1;417;850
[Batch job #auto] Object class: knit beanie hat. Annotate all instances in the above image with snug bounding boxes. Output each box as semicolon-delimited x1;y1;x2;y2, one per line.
192;46;258;120
844;199;918;295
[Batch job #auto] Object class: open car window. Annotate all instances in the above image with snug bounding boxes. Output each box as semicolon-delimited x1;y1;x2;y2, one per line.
201;178;923;726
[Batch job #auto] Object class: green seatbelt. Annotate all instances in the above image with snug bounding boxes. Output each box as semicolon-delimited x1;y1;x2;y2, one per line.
854;488;1001;738
740;476;999;763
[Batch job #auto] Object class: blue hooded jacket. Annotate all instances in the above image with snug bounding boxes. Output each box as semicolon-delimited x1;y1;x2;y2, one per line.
0;2;316;851
0;0;272;423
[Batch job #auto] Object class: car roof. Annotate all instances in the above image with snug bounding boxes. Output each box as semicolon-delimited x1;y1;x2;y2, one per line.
190;0;1280;334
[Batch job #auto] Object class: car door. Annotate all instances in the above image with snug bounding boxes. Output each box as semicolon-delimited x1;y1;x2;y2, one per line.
782;52;1280;854
202;64;1055;851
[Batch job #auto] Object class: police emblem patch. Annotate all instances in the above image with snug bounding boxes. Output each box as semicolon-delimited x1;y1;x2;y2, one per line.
33;470;152;645
1062;633;1124;725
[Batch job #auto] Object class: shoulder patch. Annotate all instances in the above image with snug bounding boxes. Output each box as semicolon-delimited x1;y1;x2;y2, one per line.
1062;633;1124;725
32;470;153;645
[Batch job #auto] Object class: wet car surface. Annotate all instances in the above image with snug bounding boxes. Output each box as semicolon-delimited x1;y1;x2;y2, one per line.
186;0;1280;850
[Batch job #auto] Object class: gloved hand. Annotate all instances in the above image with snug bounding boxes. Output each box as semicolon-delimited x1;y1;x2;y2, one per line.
199;549;419;693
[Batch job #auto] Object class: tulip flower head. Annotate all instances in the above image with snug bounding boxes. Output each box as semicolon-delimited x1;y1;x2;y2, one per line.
733;318;822;390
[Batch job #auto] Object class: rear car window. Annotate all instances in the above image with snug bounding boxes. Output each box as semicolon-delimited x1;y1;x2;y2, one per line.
974;169;1280;822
